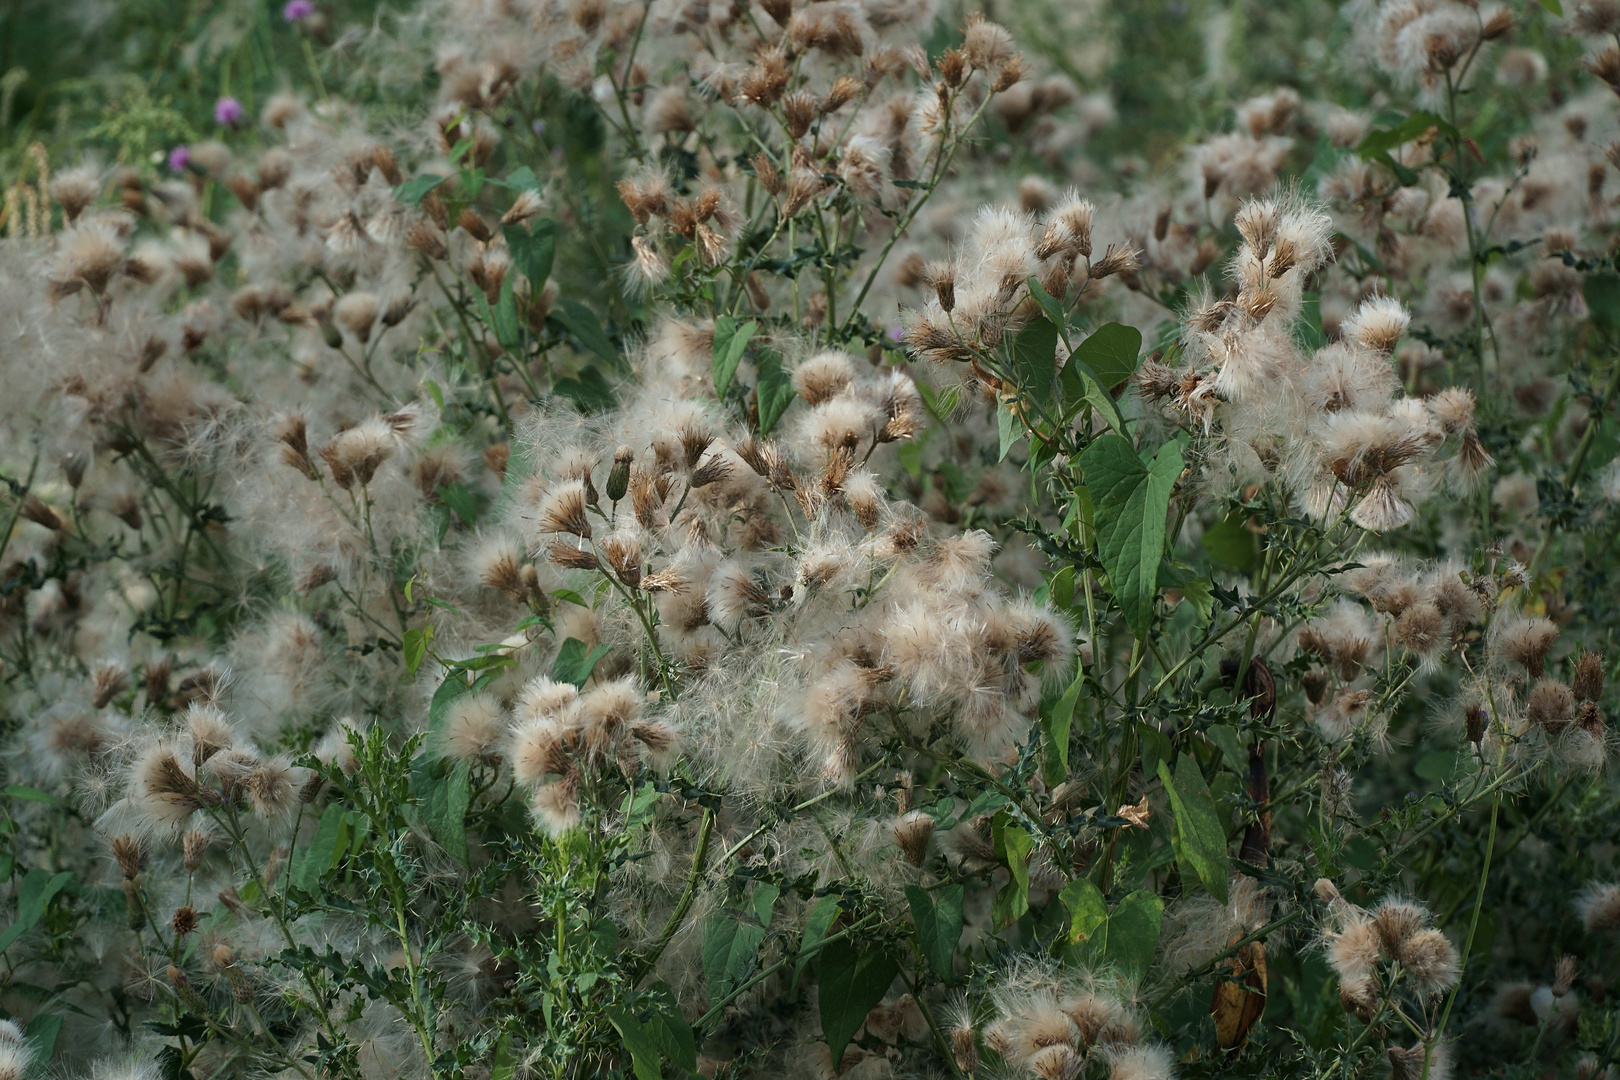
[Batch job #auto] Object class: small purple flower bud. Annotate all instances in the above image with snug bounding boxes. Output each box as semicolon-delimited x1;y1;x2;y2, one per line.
214;97;245;127
167;145;191;173
283;0;314;19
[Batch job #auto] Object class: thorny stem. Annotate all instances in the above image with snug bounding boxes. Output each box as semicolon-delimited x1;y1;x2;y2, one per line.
1527;349;1620;578
840;89;997;331
1421;738;1505;1079
632;805;714;983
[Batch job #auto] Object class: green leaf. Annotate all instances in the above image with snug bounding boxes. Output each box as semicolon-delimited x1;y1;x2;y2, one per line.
998;401;1020;462
1007;315;1059;407
1059;876;1107;945
412;757;471;862
703;915;766;1000
402;626;431;675
752;882;780;927
992;818;1034;926
1179;576;1214;619
550;299;623;371
1357;110;1459;157
428;672;473;742
1079;435;1182;637
1538;0;1562;12
711;315;758;398
294;803;348;894
1094;890;1163;983
1204;725;1248;776
905;884;964;980
504;219;557;285
395;173;445;207
1025;276;1069;329
797;895;840;979
606;1007;666;1080
0;870;72;955
1072;322;1143;391
23;1013;61;1072
490;1034;517;1080
438;482;480;527
1296;292;1328;352
5;786;59;806
554;366;618;413
643;988;699;1072
552;638;611;687
818;939;899;1072
1158;756;1230;903
492;276;521;349
1041;674;1083;787
1202;512;1260;571
755;345;796;435
1585;274;1620;328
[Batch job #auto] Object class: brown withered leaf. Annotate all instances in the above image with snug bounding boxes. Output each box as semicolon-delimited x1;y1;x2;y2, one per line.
1210;936;1267;1055
1117;795;1152;830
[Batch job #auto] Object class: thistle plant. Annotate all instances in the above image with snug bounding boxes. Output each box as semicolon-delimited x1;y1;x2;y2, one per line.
2;1;1620;1079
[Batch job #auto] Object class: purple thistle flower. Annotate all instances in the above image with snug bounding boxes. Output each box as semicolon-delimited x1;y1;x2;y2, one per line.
283;0;314;19
214;97;245;127
167;145;191;173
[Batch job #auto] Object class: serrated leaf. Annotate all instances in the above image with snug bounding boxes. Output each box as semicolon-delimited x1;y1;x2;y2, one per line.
755;345;796;435
395;173;445;207
504;220;556;286
1059;876;1107;945
1158;756;1230;903
818;939;898;1072
703;915;766;1000
905;884;963;980
550;299;623;371
1079;435;1182;637
552;638;611;687
711;315;758;398
1007;315;1059;408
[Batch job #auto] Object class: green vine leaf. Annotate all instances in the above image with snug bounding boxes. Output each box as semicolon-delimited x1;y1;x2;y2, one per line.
1158;756;1230;903
817;938;898;1072
905;884;964;980
711;315;758;399
1079;434;1183;637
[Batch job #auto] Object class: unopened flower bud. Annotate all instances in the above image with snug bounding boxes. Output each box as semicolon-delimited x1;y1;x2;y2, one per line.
607;446;633;502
